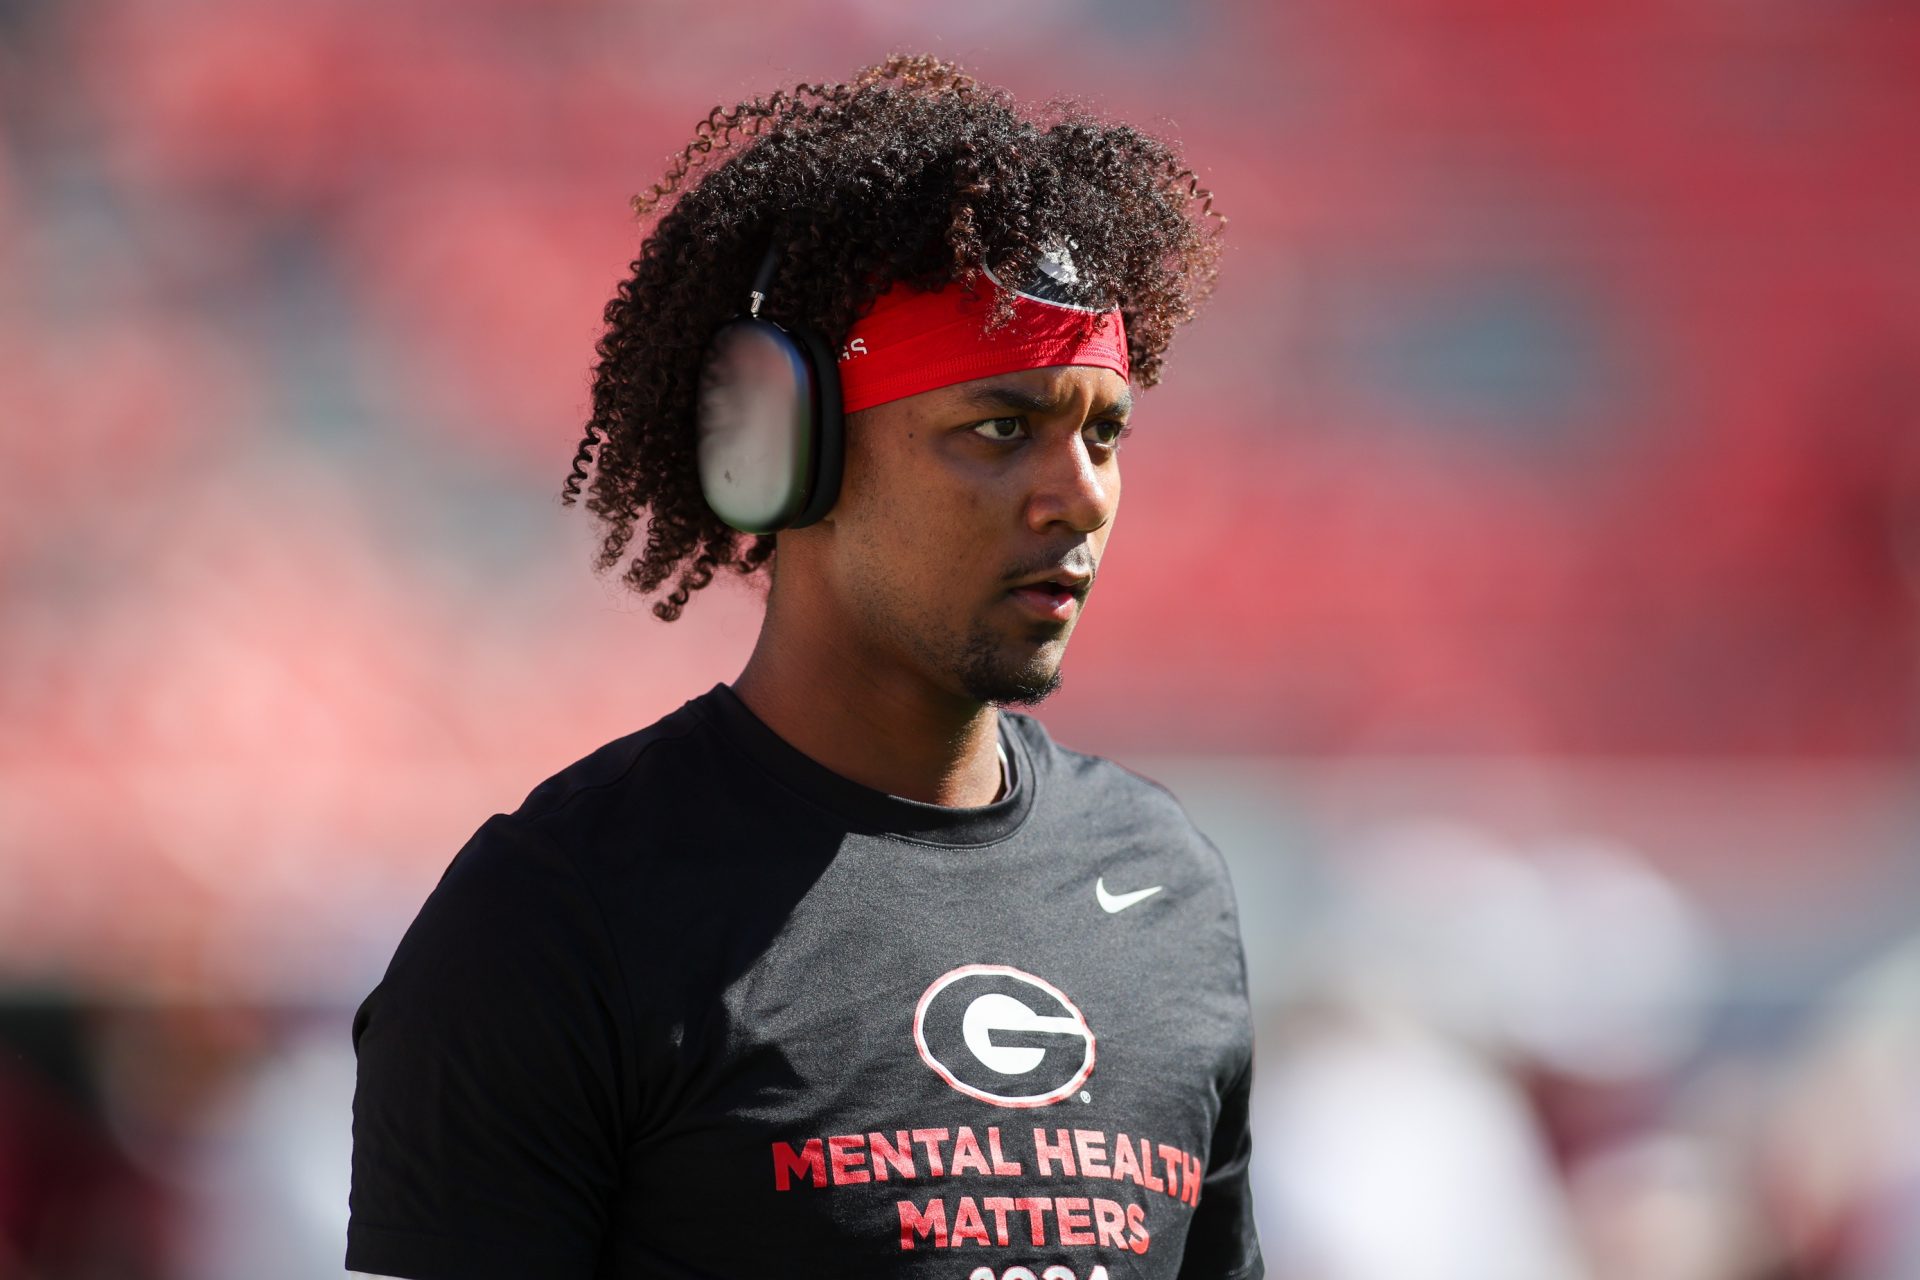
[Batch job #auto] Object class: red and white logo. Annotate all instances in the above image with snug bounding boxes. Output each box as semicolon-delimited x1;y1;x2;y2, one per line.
913;964;1096;1108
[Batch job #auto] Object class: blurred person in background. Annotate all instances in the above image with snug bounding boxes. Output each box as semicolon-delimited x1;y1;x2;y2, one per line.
0;1005;172;1279
1756;936;1920;1279
1252;819;1729;1280
347;55;1260;1280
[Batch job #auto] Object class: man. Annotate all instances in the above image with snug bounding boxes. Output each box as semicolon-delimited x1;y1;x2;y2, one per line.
348;55;1259;1280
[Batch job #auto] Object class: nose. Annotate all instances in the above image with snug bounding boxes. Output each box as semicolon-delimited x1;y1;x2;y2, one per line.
1023;424;1118;536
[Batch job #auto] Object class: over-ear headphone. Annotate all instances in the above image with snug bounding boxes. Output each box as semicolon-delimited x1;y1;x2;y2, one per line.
695;243;845;534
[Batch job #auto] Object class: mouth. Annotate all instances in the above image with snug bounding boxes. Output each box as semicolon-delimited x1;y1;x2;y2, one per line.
1004;570;1091;624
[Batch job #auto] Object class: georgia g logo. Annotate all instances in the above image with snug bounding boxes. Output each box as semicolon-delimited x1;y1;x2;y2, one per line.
913;964;1096;1108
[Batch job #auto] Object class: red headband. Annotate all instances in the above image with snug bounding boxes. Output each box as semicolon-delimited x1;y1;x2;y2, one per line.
836;274;1129;414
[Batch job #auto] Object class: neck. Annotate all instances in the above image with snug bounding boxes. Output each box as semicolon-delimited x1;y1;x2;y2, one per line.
731;582;1004;808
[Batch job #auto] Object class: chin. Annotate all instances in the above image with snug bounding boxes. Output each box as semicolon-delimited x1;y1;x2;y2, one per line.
955;635;1067;707
979;668;1064;708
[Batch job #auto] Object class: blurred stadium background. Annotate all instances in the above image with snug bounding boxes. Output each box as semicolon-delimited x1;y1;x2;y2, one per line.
3;0;1918;1276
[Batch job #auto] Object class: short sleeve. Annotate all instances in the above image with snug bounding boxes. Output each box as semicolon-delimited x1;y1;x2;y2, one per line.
347;816;632;1279
1178;1053;1265;1280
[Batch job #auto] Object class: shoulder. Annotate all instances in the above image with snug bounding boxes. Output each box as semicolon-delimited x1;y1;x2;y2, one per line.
1006;713;1253;1005
394;690;735;953
1005;711;1226;867
1006;709;1197;819
463;685;764;882
512;689;719;827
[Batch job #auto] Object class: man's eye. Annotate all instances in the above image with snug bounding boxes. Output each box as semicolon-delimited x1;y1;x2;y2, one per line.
1086;419;1130;448
972;417;1026;441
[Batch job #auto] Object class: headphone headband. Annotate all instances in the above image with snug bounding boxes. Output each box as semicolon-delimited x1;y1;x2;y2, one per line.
747;242;781;318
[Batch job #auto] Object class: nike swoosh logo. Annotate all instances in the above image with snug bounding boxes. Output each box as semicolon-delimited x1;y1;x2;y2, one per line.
1096;877;1164;914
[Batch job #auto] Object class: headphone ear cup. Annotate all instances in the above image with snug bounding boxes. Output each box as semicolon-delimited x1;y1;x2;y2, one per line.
696;318;819;533
784;324;844;529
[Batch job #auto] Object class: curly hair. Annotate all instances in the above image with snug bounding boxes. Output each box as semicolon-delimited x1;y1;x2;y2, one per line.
564;53;1224;620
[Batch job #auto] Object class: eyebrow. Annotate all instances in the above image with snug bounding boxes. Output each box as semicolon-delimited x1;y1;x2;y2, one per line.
957;382;1133;419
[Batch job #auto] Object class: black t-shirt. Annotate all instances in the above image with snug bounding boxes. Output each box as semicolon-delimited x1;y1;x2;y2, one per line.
348;684;1262;1280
